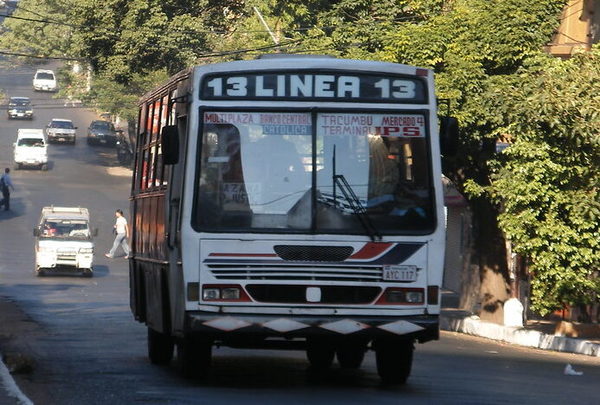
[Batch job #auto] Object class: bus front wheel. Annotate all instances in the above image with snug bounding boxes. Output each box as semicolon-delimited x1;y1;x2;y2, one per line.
176;336;212;378
336;341;367;369
147;327;174;365
374;339;414;385
306;338;335;370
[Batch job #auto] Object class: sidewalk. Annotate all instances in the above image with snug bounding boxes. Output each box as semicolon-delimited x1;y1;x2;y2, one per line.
440;293;600;357
0;298;34;405
0;360;27;405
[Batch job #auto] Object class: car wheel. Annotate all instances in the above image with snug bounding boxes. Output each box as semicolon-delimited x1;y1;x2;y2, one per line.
41;164;48;171
82;268;93;278
36;268;45;277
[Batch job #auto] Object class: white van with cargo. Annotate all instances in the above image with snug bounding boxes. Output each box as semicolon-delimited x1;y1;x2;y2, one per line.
34;206;97;277
14;128;48;170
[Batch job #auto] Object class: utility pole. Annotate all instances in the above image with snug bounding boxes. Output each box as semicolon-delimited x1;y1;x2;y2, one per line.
253;6;279;46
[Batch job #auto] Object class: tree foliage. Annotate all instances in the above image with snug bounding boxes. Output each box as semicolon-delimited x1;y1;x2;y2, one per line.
488;51;600;314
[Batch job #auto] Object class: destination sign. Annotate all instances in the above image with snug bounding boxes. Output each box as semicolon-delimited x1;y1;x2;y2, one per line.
200;71;427;103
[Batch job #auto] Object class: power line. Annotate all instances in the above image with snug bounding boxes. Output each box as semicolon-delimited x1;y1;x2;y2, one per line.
0;36;305;63
1;8;422;36
0;12;78;28
0;49;82;60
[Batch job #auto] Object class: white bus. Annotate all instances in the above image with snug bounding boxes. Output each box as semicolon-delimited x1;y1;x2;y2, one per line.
129;55;458;384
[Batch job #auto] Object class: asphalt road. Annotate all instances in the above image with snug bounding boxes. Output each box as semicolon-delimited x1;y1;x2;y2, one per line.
1;62;600;405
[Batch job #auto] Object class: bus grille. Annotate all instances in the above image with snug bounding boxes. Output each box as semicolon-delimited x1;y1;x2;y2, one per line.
207;263;382;282
246;285;381;304
273;245;354;262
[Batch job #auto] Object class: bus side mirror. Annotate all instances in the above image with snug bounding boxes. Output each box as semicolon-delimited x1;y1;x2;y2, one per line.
440;117;459;157
33;227;40;237
92;228;98;237
161;125;179;165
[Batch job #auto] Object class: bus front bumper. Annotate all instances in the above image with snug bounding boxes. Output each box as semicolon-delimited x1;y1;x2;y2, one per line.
185;312;439;343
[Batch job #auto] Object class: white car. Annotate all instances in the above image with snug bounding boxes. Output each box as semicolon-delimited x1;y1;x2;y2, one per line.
14;128;48;170
46;118;77;144
34;206;97;277
33;69;57;92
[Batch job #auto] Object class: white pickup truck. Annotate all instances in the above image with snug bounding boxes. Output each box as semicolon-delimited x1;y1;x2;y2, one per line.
34;206;97;277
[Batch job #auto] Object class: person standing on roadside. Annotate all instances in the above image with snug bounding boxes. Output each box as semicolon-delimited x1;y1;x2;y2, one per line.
0;168;15;211
105;209;130;258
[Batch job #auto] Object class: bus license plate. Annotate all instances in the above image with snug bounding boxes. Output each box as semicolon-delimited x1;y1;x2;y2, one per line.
383;265;417;282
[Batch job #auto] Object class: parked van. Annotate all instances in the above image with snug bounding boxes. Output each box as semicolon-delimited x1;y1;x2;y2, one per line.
34;206;97;277
14;129;48;170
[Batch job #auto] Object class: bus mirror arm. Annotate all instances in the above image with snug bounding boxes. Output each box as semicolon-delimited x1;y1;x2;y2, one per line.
161;125;179;165
439;117;459;157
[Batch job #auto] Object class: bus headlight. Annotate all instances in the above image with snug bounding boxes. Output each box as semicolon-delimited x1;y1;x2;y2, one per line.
375;288;424;305
405;291;424;303
202;288;221;300
221;288;241;300
201;284;251;302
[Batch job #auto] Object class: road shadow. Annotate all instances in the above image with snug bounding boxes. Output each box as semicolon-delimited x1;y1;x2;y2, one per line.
50;141;120;169
162;353;405;391
90;264;110;278
0;197;24;221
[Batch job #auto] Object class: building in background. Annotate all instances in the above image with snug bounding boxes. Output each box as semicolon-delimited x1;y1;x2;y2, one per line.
546;0;600;58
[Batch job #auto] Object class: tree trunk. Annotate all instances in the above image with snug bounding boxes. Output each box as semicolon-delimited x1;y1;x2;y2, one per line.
472;197;511;324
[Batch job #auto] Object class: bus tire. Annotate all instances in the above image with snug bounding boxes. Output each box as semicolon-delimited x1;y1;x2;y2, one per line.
336;342;366;369
374;339;414;385
306;338;335;370
147;327;174;365
176;336;212;378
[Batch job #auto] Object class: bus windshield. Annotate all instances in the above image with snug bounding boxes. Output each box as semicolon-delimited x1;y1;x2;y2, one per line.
193;111;435;234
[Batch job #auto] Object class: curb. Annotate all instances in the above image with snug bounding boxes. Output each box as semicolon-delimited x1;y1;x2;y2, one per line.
440;313;600;357
0;358;33;405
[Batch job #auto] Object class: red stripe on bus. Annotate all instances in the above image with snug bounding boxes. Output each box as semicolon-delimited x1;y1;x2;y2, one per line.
350;242;393;259
209;253;278;257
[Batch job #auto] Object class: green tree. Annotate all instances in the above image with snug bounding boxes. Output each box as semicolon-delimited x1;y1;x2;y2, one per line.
376;0;569;322
488;51;600;316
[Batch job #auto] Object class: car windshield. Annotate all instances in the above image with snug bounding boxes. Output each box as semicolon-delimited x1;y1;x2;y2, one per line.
51;121;74;129
92;121;114;131
9;99;30;106
41;219;90;238
18;138;44;147
193;111;435;235
36;72;54;80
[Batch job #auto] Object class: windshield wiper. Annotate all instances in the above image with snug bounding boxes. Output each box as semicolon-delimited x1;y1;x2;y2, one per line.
333;174;382;242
